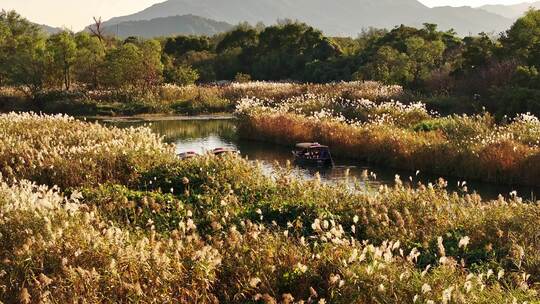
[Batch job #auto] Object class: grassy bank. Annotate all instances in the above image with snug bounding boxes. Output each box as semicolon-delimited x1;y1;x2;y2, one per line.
0;81;407;116
0;112;175;188
1;113;540;303
236;95;540;186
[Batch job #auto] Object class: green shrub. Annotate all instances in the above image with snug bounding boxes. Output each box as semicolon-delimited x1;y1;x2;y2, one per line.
234;72;252;83
413;119;445;132
165;65;200;86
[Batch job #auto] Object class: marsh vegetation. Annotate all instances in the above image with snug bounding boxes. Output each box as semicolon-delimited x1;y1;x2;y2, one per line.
1;113;540;303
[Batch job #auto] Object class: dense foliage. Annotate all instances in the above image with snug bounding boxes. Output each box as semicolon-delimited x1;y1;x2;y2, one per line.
3;10;540;115
1;113;540;303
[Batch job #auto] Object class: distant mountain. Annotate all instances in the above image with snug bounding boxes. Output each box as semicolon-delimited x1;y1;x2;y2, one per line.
100;14;233;38
480;1;540;19
102;0;514;37
36;23;62;35
428;6;513;36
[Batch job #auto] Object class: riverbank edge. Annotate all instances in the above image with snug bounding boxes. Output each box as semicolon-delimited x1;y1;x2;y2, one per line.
82;113;235;122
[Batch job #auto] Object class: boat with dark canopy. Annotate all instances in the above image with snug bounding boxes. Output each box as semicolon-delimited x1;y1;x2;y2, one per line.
292;142;334;167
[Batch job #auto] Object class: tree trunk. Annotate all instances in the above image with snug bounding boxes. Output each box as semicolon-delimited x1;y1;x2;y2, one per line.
64;64;70;91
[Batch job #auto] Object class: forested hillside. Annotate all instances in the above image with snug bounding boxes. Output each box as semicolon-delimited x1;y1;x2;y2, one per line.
100;15;233;38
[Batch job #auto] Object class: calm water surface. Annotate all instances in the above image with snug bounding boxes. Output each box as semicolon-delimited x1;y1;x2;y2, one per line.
99;117;540;201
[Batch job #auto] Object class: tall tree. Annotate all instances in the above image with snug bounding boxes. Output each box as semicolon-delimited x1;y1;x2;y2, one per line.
47;31;77;90
250;22;341;80
103;43;142;89
216;27;258;53
139;39;163;90
103;41;163;92
502;10;540;62
360;46;412;84
0;13;9;86
0;10;48;97
457;33;497;74
405;37;445;86
73;32;106;89
163;36;211;58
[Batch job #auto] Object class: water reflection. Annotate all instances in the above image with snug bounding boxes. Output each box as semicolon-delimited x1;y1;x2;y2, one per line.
143;119;236;143
101;118;540;201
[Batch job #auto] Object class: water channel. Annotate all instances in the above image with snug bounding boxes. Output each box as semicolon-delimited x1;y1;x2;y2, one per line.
98;117;540;201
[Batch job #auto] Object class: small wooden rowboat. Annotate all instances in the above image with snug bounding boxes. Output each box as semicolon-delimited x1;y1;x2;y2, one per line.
212;147;240;156
178;151;198;159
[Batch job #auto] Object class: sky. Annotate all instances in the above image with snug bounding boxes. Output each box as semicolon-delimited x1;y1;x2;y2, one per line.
1;0;162;30
1;0;538;31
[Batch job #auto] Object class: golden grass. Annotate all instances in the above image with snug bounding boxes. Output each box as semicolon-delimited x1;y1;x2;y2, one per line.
0;112;175;188
1;113;540;303
2;176;539;303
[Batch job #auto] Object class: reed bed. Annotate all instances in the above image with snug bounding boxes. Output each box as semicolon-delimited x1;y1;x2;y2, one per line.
3;167;540;303
0;112;176;188
236;96;540;186
159;81;405;108
1;114;540;303
1;81;406;116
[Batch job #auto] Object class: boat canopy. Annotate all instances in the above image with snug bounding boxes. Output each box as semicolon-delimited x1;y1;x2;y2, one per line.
212;147;239;155
295;142;329;149
213;147;238;153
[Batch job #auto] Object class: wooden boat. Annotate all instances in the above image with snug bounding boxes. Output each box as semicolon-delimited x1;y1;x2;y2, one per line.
212;147;240;156
292;142;334;166
178;151;198;159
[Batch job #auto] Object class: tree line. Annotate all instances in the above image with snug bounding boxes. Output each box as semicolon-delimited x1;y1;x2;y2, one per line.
0;11;163;97
2;9;540;115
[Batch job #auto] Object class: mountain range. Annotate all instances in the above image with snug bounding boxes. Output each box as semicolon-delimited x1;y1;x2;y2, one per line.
101;14;233;38
480;1;540;19
28;0;540;38
36;23;62;34
100;0;520;37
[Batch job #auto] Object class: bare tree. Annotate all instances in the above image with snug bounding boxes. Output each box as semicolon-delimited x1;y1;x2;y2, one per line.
89;17;105;43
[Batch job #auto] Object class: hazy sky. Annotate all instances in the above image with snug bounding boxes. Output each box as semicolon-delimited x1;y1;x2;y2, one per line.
1;0;538;30
1;0;161;30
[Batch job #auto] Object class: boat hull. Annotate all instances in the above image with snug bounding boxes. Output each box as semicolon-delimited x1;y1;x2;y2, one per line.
293;155;334;167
